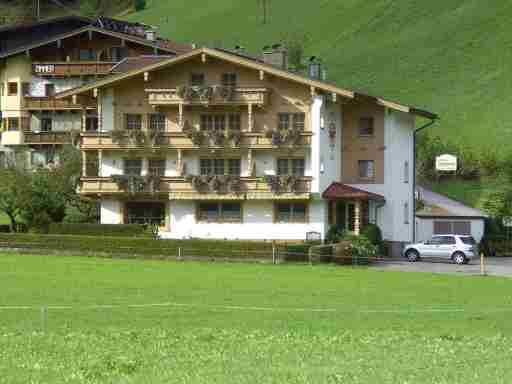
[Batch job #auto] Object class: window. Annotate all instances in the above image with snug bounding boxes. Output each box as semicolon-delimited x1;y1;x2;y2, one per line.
149;113;166;131
22;82;30;97
200;158;240;175
213;159;225;175
293;113;305;131
278;113;290;130
148;159;166;177
277;159;289;175
7;82;18;96
404;202;409;224
404;161;409;184
124;159;142;176
221;73;237;88
275;203;307;223
126;114;142;130
109;47;128;61
197;202;242;223
85;112;98;132
358;160;375;179
7;117;19;131
190;73;205;86
228;159;241;176
41;116;52;132
214;115;225;131
200;115;213;131
434;221;471;236
79;49;96;61
228;113;241;130
200;159;213;175
126;202;165;226
45;84;55;97
359;117;374;136
292;159;305;176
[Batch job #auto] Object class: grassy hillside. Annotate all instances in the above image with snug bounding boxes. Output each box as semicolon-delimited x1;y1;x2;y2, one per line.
126;0;512;156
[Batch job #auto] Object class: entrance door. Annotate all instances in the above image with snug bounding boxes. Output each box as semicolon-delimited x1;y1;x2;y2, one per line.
336;202;346;231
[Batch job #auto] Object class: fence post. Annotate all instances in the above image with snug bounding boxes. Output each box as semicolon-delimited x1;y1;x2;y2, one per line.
272;241;276;265
480;252;486;276
178;247;182;260
40;306;48;333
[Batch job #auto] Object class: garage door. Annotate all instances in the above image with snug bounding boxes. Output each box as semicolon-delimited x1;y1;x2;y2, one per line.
434;221;471;235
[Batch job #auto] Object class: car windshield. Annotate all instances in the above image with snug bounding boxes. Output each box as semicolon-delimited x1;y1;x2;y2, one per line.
460;236;476;245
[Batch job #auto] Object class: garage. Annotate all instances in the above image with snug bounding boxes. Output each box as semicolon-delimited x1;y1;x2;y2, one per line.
415;187;487;243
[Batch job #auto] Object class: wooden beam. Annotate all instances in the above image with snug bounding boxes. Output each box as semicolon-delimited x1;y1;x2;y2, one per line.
259;70;265;81
201;53;207;63
93;88;98;98
144;72;149;82
88;30;93;41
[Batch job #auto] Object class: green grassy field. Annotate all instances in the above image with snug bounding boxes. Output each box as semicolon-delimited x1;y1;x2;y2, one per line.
1;253;511;383
125;0;512;156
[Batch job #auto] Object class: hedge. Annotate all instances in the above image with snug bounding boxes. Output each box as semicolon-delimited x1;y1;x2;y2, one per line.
48;223;147;237
0;233;278;259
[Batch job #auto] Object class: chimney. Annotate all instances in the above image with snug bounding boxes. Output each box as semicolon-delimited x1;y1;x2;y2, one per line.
308;56;323;80
145;30;156;41
262;44;288;70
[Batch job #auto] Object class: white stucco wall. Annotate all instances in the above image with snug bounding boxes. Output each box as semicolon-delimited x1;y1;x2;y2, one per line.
350;110;415;243
159;199;328;240
415;217;485;243
310;95;342;195
100;199;122;224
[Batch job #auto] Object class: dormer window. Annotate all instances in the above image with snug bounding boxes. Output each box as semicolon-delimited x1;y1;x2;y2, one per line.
221;73;237;88
190;73;205;86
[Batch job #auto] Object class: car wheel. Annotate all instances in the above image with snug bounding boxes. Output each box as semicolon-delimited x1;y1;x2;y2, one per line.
405;249;420;262
453;252;466;265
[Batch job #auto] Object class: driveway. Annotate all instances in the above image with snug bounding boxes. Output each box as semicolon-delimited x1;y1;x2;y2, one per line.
373;257;512;278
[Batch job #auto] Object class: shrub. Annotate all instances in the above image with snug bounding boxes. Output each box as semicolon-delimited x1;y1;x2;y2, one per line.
0;233;275;259
48;223;147;237
360;224;382;247
334;234;378;265
325;225;343;244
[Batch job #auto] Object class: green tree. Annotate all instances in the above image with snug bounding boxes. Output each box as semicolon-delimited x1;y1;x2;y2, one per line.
134;0;146;11
0;159;30;232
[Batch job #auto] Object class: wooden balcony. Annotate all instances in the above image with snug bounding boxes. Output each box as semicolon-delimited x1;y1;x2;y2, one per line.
23;96;96;110
32;62;115;77
24;131;72;145
80;177;311;200
80;131;312;150
146;86;270;106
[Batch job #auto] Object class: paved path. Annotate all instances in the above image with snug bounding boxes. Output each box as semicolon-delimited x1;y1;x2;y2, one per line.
373;257;512;278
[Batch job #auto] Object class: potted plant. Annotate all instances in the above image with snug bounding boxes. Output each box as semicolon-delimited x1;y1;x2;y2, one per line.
128;129;145;146
263;174;282;193
111;129;126;144
207;129;225;146
183;122;204;146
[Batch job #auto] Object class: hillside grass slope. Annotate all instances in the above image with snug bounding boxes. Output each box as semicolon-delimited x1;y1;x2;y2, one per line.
126;0;512;155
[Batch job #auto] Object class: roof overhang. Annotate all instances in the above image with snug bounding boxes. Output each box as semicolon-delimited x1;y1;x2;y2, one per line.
54;47;437;119
0;25;181;60
322;182;385;201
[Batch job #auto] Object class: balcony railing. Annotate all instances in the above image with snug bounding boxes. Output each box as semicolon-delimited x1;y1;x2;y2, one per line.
146;86;270;106
23;96;96;110
80;131;312;150
32;62;115;77
80;177;311;200
24;131;72;145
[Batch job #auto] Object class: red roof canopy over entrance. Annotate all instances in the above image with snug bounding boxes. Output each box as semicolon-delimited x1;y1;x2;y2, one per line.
322;183;385;201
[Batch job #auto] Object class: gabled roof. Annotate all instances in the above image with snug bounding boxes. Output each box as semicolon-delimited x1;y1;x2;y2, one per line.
415;187;488;219
54;47;437;119
111;55;174;74
322;183;385;201
0;17;192;59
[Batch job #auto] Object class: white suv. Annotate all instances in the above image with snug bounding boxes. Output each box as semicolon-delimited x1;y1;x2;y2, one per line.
403;235;478;265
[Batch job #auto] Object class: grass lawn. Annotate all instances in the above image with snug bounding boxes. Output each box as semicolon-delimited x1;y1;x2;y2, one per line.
1;253;511;383
0;212;9;225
